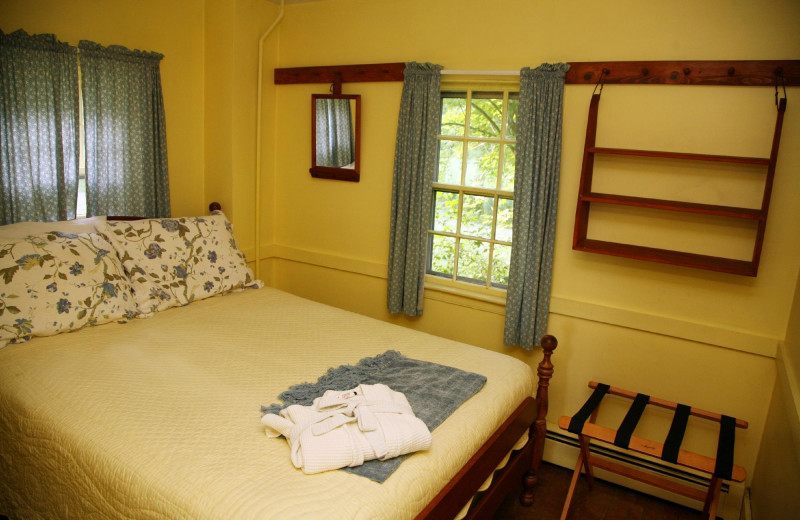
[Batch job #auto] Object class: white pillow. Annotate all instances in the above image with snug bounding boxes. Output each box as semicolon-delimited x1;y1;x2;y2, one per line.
0;216;106;240
0;231;136;348
97;212;262;317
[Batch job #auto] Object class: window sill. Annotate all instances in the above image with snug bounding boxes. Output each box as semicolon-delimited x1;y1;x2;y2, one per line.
424;275;508;308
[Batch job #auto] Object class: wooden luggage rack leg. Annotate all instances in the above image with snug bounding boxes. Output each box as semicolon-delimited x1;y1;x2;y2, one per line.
558;382;748;520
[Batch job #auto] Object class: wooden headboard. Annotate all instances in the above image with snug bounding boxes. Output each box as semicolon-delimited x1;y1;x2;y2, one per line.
107;202;222;221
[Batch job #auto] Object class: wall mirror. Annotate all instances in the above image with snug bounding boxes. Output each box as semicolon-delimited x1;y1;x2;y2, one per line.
310;93;361;182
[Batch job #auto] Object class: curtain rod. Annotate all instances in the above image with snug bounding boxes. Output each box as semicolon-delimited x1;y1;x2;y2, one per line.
441;70;519;76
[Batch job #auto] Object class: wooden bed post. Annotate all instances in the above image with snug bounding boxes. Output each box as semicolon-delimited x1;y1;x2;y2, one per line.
521;334;557;506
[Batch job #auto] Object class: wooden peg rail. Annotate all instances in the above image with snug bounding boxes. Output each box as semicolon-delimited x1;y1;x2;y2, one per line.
558;381;748;520
274;60;800;86
274;62;405;85
565;60;800;86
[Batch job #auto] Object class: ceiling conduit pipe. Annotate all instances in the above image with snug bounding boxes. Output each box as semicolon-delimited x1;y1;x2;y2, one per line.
254;0;284;280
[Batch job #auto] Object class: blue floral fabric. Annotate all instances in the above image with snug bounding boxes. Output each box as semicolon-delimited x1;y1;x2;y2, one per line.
503;63;569;350
97;212;261;317
0;29;80;225
0;231;135;348
79;40;170;218
387;62;442;317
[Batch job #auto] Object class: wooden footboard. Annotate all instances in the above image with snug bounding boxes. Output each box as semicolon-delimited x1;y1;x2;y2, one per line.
416;335;557;519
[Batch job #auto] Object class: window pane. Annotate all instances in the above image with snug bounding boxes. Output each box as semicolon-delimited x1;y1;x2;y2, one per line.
432;190;458;233
501;143;515;191
461;194;494;239
457;239;489;283
76;177;87;218
495;197;514;242
491;244;512;288
437;139;463;184
441;94;466;137
465;141;498;189
505;94;519;139
429;234;455;276
469;93;503;138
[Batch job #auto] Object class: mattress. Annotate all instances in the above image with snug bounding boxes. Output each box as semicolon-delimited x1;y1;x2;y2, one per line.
0;287;534;520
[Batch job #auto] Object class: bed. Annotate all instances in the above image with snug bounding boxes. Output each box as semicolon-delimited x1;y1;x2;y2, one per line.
0;206;557;520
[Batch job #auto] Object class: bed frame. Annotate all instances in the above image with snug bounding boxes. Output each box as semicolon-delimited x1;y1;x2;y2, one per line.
112;203;558;519
417;335;557;519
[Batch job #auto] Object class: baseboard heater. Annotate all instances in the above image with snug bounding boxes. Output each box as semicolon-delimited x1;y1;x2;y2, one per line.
545;430;730;495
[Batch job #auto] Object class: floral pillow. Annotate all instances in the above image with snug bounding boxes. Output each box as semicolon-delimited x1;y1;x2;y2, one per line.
97;212;262;317
0;232;136;348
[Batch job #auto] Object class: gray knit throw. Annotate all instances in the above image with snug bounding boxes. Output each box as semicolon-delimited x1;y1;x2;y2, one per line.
261;350;487;482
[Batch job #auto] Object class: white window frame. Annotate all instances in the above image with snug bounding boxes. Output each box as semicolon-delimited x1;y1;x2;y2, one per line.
76;90;87;218
426;79;520;301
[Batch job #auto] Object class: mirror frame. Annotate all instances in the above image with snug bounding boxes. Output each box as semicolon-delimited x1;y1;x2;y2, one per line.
310;93;361;182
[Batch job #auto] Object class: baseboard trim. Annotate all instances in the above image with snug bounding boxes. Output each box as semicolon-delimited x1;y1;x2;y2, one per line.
258;244;778;357
742;488;752;520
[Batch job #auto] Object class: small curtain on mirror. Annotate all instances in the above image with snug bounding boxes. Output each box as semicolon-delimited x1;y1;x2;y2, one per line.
387;62;442;316
0;29;79;225
316;98;354;167
504;63;569;350
79;40;170;218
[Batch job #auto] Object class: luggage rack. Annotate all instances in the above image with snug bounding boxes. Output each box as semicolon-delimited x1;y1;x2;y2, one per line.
558;381;748;520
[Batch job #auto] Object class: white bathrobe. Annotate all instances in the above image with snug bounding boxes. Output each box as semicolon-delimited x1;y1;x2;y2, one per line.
262;384;432;474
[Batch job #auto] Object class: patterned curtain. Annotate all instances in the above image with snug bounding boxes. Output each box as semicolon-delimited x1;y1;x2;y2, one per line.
79;41;170;218
0;29;79;225
316;98;354;167
387;62;442;316
504;63;569;349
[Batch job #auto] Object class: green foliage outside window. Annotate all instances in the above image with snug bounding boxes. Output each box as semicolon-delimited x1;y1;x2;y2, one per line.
429;89;518;289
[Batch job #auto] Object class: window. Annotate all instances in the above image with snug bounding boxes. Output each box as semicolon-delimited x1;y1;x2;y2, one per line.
427;87;519;290
76;93;87;218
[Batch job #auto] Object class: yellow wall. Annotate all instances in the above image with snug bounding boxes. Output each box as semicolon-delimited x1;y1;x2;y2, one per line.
264;1;800;517
204;0;279;260
3;0;800;517
1;0;207;218
751;270;800;519
0;0;277;259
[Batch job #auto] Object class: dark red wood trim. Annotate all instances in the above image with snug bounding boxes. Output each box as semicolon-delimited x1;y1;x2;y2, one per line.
572;93;601;248
579;193;765;220
415;397;538;520
752;96;786;269
309;166;360;182
575;239;757;277
588;147;771;165
524;335;557;506
415;335;557;520
274;62;405;84
275;60;799;87
310;94;361;182
566;60;800;86
572;89;786;276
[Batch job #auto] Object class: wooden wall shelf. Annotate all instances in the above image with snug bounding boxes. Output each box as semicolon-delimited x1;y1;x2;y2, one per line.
572;94;787;277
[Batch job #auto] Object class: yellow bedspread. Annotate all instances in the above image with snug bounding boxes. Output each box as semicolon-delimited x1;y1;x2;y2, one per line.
0;288;534;520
